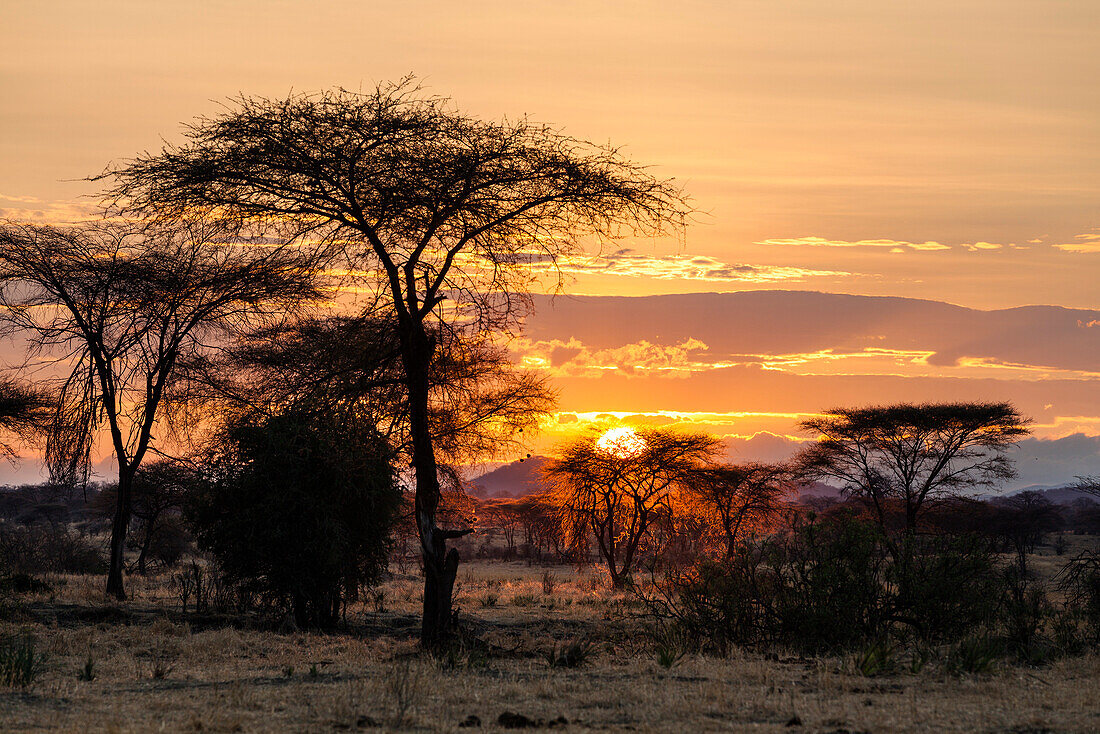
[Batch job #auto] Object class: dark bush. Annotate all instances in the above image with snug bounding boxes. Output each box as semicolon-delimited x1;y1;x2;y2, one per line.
890;533;1002;642
771;513;890;651
654;513;891;653
1058;549;1100;645
0;521;106;575
187;407;401;629
652;512;1043;655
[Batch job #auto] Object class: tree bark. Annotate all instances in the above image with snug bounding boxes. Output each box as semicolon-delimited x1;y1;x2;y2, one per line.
106;467;134;600
400;323;457;648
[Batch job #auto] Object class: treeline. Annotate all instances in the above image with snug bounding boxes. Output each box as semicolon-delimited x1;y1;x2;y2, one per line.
469;488;1100;565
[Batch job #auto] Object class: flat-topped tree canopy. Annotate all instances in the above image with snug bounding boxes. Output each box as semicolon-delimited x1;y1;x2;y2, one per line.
797;401;1032;533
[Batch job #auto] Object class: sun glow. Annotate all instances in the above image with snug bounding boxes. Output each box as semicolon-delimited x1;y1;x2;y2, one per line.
595;426;647;459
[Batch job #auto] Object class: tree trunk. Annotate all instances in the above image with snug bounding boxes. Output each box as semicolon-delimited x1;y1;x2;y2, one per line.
136;527;150;576
400;323;456;648
106;468;133;600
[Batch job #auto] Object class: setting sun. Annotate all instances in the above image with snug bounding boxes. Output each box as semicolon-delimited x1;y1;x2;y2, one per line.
595;426;647;459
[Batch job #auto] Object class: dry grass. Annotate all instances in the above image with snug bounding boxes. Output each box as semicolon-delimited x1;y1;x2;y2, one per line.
2;546;1100;732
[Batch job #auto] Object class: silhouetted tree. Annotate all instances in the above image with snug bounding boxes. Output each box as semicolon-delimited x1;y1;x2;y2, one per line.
545;427;720;587
685;462;793;560
796;402;1031;535
101;79;689;644
188;406;401;628
191;313;553;480
95;460;196;574
993;490;1063;562
0;220;321;599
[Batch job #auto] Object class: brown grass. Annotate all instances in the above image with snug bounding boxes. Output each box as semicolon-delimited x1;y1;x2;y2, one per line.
2;541;1100;732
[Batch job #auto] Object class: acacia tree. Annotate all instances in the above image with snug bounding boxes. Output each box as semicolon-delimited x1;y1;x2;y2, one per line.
684;462;792;560
100;80;688;644
0;221;321;598
796;402;1031;534
545;427;720;587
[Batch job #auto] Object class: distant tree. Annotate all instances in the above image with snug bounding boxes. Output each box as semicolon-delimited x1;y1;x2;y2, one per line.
993;490;1063;561
684;462;793;560
93;460;196;574
545;427;720;587
0;220;321;599
796;402;1031;535
101;79;689;644
480;499;523;553
188;406;401;629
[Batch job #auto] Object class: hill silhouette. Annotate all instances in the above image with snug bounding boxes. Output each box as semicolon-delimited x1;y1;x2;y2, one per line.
469;456;552;498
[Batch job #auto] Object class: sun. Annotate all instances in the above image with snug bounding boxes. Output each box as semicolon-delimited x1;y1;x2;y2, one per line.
595;426;647;459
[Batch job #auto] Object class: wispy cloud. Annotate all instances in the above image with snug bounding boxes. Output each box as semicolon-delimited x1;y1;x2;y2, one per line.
756;236;950;252
0;193;97;224
552;249;852;282
1054;232;1100;254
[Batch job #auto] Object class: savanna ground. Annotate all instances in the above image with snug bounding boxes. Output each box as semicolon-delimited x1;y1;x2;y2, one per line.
3;538;1100;733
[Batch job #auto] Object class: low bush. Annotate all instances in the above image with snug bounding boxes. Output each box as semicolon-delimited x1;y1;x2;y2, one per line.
188;407;402;629
0;521;105;575
647;512;1077;658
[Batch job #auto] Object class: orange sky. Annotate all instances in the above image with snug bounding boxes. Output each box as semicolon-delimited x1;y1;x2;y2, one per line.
2;1;1098;486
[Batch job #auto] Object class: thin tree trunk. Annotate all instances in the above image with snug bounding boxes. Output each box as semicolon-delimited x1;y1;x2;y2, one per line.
137;528;151;576
106;468;133;599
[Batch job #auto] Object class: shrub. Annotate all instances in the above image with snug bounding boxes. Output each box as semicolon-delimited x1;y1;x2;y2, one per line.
770;514;890;652
1057;549;1100;645
188;407;402;629
0;521;105;575
889;533;1002;642
651;512;1036;655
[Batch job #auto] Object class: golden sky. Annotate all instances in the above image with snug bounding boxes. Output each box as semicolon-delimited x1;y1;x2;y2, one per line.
2;1;1099;484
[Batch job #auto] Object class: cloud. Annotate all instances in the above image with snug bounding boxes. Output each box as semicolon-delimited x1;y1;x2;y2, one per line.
756;236;950;251
0;193;98;224
1009;433;1100;490
1054;232;1100;254
523;292;1100;377
960;241;1005;251
515;337;712;377
551;249;853;283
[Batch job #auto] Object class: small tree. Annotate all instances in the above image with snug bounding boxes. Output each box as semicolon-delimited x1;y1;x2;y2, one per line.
95;460;195;574
684;462;792;560
0;220;321;598
796;402;1031;535
545;427;720;587
188;406;401;629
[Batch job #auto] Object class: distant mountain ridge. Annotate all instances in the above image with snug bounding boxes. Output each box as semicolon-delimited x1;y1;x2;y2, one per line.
469;455;1100;506
468;456;551;498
